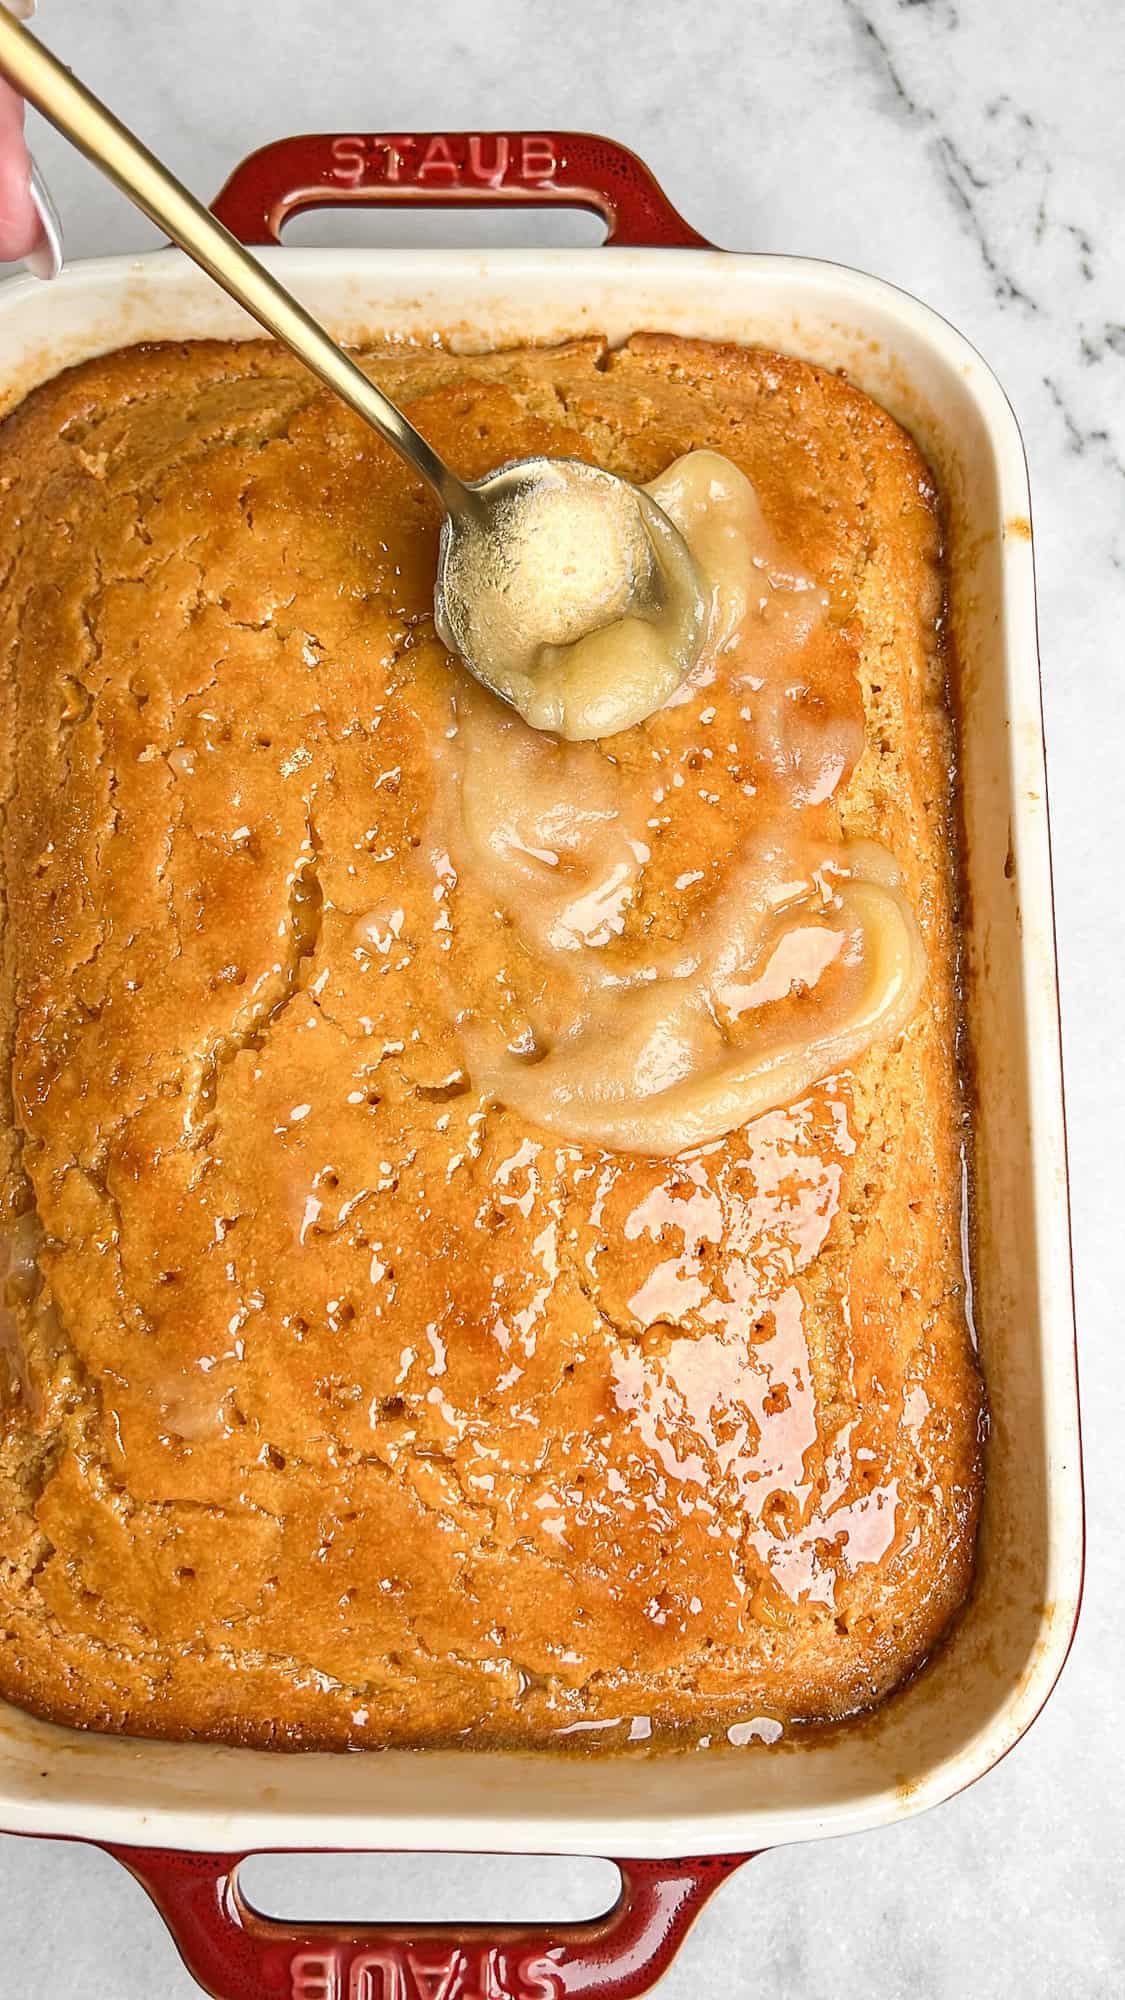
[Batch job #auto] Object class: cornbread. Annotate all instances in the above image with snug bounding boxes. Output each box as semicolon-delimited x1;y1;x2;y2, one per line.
0;333;984;1749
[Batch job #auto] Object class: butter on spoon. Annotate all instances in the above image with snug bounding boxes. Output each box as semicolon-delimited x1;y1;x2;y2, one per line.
436;457;707;741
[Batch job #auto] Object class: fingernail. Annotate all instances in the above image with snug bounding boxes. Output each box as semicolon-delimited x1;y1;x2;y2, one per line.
25;158;62;280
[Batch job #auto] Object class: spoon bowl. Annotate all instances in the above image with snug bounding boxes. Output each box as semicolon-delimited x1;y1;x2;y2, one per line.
435;455;708;740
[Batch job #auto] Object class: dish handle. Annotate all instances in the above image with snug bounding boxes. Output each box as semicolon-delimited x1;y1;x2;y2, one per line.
209;131;715;248
104;1844;754;1999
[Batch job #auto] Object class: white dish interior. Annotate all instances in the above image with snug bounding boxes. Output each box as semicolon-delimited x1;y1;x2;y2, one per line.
0;246;1081;1856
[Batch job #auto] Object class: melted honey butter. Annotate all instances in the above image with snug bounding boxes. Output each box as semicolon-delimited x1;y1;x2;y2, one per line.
509;447;827;740
651;448;800;654
431;449;925;1155
0;1212;50;1414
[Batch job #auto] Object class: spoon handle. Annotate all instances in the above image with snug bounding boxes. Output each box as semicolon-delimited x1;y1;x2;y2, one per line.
0;5;470;514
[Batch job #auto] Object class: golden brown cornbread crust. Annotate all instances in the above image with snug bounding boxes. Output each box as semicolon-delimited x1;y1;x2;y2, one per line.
0;334;983;1749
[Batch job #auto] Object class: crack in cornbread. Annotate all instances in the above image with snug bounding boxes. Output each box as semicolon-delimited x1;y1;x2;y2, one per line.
0;334;984;1748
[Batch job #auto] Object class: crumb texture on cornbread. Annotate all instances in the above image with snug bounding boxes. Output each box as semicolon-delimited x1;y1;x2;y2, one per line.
0;334;983;1749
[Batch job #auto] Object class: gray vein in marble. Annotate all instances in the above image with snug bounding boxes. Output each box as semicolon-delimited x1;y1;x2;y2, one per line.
932;130;1039;311
842;0;929;123
896;0;961;22
1043;376;1125;573
1081;324;1125;363
844;0;1055;312
840;0;1124;566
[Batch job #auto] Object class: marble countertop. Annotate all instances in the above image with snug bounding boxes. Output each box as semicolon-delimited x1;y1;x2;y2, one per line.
1;0;1121;1992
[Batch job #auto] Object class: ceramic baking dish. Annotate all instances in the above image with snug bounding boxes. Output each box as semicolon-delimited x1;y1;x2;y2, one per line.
0;134;1082;2000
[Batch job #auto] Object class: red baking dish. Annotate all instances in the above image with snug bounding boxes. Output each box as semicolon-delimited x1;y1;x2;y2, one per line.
0;133;1082;2000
